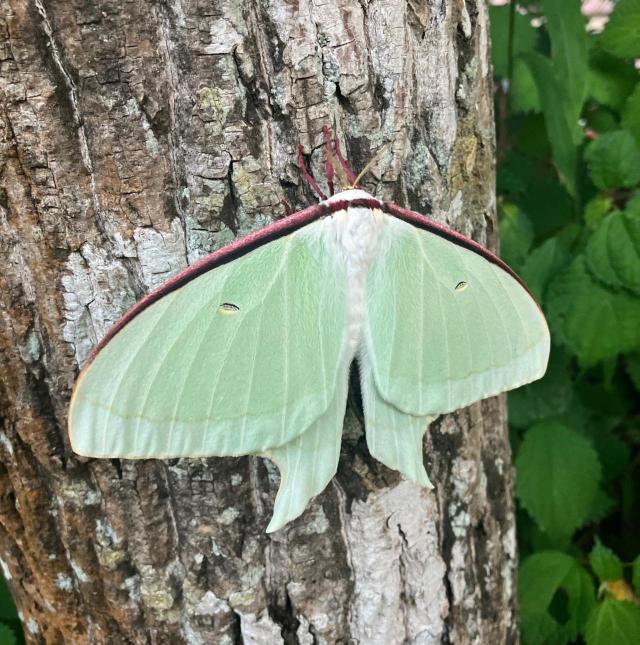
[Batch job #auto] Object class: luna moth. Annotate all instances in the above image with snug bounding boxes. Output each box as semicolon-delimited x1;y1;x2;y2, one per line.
69;145;550;533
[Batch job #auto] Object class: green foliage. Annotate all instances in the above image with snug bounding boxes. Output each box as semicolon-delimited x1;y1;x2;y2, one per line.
633;556;640;594
508;348;573;428
523;52;581;196
584;131;640;190
499;203;534;269
519;551;595;645
585;599;640;645
586;207;640;294
493;2;640;643
622;84;640;144
489;4;539;78
541;0;588;121
0;576;22;645
588;49;638;110
546;256;640;364
516;423;601;543
0;625;17;645
590;539;623;581
599;0;640;60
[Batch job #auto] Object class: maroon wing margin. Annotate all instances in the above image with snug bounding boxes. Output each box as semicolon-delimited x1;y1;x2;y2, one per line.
381;201;533;296
85;201;332;366
84;195;536;367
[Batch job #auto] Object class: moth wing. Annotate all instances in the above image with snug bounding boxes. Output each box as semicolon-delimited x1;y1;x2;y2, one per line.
364;214;550;418
262;367;348;532
69;221;348;458
357;358;435;488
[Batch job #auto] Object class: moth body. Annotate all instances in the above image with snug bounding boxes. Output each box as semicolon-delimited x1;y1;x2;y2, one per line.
323;190;387;356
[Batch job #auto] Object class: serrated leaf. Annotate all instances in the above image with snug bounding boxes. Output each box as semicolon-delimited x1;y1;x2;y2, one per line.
622;84;640;146
588;48;638;110
585;131;640;190
541;0;588;120
599;0;640;60
586;209;640;295
522;53;580;196
590;539;624;582
627;193;640;217
546;256;640;364
499;203;534;270
584;196;614;230
490;5;539;78
583;488;617;524
509;348;573;428
632;556;640;595
521;238;571;303
585;599;640;645
516;422;601;541
520;551;596;645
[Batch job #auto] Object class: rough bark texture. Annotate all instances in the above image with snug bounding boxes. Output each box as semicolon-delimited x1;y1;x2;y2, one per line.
0;0;517;643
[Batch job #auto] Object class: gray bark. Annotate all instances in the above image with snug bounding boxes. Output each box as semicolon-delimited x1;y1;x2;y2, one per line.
0;0;517;643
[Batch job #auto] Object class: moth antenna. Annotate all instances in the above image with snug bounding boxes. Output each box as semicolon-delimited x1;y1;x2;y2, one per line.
351;142;392;188
281;198;293;215
322;125;335;196
333;137;358;185
298;144;327;200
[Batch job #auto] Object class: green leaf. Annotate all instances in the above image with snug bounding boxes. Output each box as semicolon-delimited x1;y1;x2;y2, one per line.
0;577;17;621
622;84;640;146
509;348;573;428
599;0;640;60
546;256;640;364
520;551;596;645
499;203;534;270
593;433;631;482
516;422;601;541
588;48;638;110
490;5;539;78
521;237;571;303
586;208;640;295
512;57;541;113
626;353;640;391
584;196;614;230
590;539;624;582
585;599;640;645
627;192;640;217
522;53;580;196
519;178;575;238
632;555;640;595
585;131;640;190
583;488;617;524
0;625;17;645
541;0;589;120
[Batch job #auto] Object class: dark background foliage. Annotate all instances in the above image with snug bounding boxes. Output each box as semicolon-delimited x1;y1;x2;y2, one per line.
492;1;640;643
1;1;639;643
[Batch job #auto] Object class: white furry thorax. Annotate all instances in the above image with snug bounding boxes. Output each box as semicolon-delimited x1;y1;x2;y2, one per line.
323;190;386;355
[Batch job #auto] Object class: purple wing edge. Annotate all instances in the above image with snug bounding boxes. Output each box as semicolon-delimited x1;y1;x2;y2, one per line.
83;200;331;366
381;201;535;297
81;195;541;369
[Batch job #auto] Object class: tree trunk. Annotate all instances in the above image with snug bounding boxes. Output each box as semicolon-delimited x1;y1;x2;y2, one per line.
0;0;517;643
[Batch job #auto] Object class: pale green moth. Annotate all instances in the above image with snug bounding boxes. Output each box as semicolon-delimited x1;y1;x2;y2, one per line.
69;186;550;533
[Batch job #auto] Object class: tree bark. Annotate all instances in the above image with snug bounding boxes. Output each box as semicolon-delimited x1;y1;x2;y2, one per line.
0;0;517;643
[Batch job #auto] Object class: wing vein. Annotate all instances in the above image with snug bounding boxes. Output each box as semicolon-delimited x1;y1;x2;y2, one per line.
413;229;452;409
